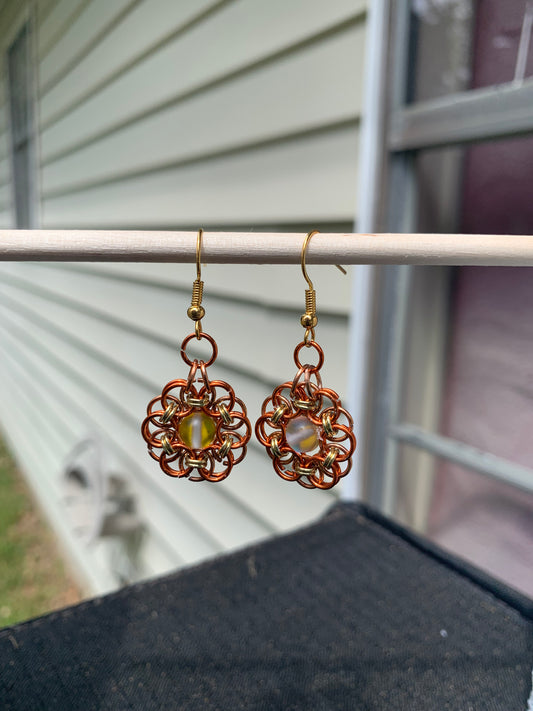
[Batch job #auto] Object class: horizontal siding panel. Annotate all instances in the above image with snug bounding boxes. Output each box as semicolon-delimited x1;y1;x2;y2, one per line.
0;313;211;573
0;301;279;549
41;25;364;193
40;0;216;119
38;0;87;58
0;267;274;415
0;272;339;534
0;131;10;162
0;210;13;228
40;0;365;151
37;0;58;25
42;127;359;226
0;101;8;137
43;261;355;315
2;334;219;569
0;279;270;412
0;331;179;587
1;263;350;397
0;156;11;185
137;536;185;581
0;3;29;52
0;338;118;594
40;0;134;89
0;270;340;523
0;182;11;206
0;397;139;592
1;333;73;455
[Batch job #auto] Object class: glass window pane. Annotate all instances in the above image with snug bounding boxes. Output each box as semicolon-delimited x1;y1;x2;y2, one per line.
411;0;533;101
441;265;533;464
398;136;533;598
469;0;533;89
397;445;533;596
411;137;533;463
415;134;533;234
411;0;475;101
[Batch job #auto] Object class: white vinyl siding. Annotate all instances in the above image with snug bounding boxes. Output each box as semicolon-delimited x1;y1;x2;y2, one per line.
0;0;366;594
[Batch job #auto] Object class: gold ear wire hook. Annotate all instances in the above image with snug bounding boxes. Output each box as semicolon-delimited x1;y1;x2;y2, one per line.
195;228;202;281
187;229;205;338
300;230;346;344
301;229;318;292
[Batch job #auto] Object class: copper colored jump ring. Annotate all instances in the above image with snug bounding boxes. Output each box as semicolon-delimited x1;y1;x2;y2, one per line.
180;332;218;367
293;340;324;371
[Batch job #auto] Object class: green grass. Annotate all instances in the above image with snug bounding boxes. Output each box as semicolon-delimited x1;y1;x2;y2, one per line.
0;438;80;627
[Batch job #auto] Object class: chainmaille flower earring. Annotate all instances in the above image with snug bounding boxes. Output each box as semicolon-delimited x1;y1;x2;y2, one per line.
255;230;356;489
141;229;251;481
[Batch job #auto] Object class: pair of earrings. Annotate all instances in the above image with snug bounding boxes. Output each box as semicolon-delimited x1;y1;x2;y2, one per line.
141;230;356;490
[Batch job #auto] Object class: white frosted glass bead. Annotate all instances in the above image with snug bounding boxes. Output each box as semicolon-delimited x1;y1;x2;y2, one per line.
286;415;319;453
178;412;216;450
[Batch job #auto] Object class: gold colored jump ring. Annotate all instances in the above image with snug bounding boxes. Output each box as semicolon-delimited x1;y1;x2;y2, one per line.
161;401;179;424
160;434;176;455
218;403;232;425
218;436;232;459
323;447;338;469
271;404;287;425
295;464;315;476
187;457;207;469
186;395;209;407
293;399;317;411
322;414;335;437
270;437;282;458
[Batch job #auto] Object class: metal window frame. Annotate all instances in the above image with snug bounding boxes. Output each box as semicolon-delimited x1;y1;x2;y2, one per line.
365;1;533;517
390;76;533;151
5;11;38;229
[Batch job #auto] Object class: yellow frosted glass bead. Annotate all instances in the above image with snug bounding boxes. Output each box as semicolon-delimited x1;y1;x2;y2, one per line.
178;412;216;450
286;415;319;453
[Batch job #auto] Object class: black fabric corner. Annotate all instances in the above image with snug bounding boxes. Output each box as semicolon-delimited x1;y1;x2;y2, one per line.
1;502;532;710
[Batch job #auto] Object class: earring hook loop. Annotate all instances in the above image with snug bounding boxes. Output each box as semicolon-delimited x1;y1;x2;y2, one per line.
187;228;206;339
300;230;320;344
195;227;203;281
301;230;348;284
301;229;319;291
300;231;347;345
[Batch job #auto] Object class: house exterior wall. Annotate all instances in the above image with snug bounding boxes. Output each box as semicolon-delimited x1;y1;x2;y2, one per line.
0;0;367;594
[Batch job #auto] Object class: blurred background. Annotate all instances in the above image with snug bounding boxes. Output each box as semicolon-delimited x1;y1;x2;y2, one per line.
0;0;532;626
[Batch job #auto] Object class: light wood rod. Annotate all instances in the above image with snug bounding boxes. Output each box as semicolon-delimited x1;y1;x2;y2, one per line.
1;230;533;265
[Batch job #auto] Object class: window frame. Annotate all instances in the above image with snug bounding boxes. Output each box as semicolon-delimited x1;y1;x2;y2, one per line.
364;1;533;525
5;9;38;229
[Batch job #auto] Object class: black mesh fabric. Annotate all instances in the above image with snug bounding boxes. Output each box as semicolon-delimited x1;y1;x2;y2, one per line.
1;502;532;710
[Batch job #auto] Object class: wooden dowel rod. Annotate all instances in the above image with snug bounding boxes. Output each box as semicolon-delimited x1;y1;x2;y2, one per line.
1;230;533;265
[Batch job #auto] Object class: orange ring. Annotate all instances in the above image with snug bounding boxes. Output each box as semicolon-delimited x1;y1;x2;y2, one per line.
293;340;324;371
180;331;218;367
